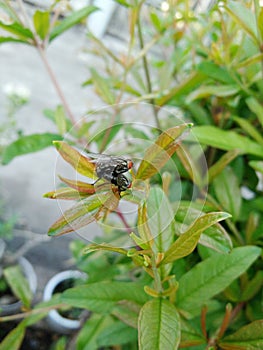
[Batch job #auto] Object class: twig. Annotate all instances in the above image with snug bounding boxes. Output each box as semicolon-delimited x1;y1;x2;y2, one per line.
137;8;161;130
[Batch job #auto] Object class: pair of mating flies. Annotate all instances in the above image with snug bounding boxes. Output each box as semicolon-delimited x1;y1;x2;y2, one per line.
88;153;133;192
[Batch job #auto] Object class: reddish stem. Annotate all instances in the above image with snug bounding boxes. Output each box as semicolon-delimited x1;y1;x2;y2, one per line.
116;210;132;233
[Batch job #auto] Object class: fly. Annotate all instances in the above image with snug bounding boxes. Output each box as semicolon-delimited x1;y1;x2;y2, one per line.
86;153;133;192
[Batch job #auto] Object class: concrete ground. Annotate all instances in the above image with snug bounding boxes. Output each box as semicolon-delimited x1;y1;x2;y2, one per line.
0;4;127;300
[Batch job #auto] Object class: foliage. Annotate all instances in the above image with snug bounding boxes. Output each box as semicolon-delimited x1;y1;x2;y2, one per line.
0;0;263;350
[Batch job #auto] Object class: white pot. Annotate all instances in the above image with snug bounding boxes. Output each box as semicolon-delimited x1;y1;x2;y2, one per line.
0;256;38;316
43;270;87;334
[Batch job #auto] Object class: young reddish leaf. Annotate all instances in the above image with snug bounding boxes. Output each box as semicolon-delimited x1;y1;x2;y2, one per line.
53;141;96;179
43;187;88;200
47;194;108;236
219;320;263;349
83;243;128;256
162;212;231;264
136;123;192;180
48;191;120;236
137;202;153;248
58;175;96;194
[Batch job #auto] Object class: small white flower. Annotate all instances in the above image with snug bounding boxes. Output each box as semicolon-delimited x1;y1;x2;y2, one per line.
3;82;31;101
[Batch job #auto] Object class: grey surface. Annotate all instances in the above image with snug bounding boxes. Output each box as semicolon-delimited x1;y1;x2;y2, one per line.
0;11;110;300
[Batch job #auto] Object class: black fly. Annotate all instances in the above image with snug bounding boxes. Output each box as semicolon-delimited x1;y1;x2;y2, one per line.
86;153;133;192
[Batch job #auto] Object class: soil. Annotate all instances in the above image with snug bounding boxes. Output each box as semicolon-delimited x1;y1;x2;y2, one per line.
0;322;62;349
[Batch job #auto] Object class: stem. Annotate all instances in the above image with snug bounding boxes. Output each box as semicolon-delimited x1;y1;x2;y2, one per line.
217;304;232;339
36;46;77;126
0;303;67;322
137;9;161;130
151;255;163;293
201;305;208;339
253;0;263;80
16;0;76;126
116;210;132;233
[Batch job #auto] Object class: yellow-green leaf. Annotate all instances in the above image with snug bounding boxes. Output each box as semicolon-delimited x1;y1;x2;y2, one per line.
136;124;192;180
53;141;96;179
162;212;231;264
33;10;50;40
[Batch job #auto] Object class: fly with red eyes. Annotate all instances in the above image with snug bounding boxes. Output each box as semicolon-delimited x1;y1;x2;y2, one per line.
86;153;133;192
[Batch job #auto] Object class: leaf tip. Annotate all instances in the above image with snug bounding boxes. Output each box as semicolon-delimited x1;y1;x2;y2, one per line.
53;140;63;149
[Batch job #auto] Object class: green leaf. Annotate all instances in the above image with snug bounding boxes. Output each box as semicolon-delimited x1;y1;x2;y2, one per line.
62;281;148;313
0;323;25;350
112;300;141;329
219;320;263;350
33;10;50;40
0;36;30;44
92;123;122;151
192;126;263;157
136;124;192;180
236;53;263;69
76;314;113;350
180;319;206;347
196;61;236;84
1;133;63;165
3;264;32;309
174;206;232;254
246;96;263;128
233;116;263;146
240;271;263;302
150;11;163;33
224;1;258;44
186;84;240;103
176;246;261;316
89;68;115;104
49;6;97;41
54;105;67;135
258;7;263;43
98;320;137;347
249;160;263;174
199;224;232;254
147;187;174;252
53;141;96;179
0;21;34;42
208;150;241;183
156;72;206;106
213;167;241;221
138;298;181;350
162;212;230;264
0;2;21;22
